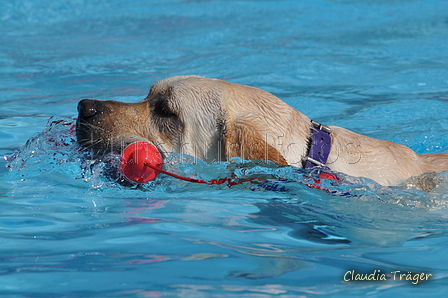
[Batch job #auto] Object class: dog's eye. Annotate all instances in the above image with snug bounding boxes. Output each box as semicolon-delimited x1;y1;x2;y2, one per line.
153;100;177;118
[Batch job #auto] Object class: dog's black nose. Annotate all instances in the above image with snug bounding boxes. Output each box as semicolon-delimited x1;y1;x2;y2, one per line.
78;99;97;117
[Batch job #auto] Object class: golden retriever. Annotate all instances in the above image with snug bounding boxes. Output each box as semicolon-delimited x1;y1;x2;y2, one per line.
76;75;448;186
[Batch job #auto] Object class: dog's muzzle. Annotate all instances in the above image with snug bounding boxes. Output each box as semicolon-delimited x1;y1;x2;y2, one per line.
76;99;101;149
77;99;98;118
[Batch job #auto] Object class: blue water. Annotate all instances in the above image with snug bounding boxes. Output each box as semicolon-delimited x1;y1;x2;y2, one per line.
2;0;448;297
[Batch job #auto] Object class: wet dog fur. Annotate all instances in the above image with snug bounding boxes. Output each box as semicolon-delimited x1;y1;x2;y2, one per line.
76;75;448;187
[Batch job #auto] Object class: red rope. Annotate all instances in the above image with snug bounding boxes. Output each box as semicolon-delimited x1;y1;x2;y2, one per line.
144;162;262;186
144;162;337;189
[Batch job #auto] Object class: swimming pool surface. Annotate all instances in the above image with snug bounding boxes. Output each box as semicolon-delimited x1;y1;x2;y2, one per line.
2;0;448;297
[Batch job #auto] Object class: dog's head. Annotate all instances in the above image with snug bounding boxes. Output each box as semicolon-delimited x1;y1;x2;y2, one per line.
76;76;308;165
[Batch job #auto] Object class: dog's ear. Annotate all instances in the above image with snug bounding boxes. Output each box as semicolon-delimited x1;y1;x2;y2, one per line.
223;114;288;165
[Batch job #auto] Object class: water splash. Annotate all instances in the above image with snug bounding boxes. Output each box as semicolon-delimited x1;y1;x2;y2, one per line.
4;117;82;179
3;116;121;189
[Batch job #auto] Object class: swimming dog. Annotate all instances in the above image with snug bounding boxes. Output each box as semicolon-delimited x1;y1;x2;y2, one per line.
76;75;448;186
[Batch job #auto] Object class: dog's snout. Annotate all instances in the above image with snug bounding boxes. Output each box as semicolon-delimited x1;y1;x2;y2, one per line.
78;99;98;117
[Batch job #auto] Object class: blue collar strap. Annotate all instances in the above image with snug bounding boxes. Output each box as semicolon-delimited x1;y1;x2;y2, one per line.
303;120;332;169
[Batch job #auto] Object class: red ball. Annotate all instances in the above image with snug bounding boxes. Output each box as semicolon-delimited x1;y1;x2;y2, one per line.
120;142;162;183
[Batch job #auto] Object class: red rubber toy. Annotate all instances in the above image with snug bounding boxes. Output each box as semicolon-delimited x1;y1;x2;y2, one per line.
120;142;162;183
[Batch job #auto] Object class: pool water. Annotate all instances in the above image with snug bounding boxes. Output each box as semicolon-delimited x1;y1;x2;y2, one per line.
2;0;448;297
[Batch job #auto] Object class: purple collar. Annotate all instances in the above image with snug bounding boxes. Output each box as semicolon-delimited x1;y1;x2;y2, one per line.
303;120;332;169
